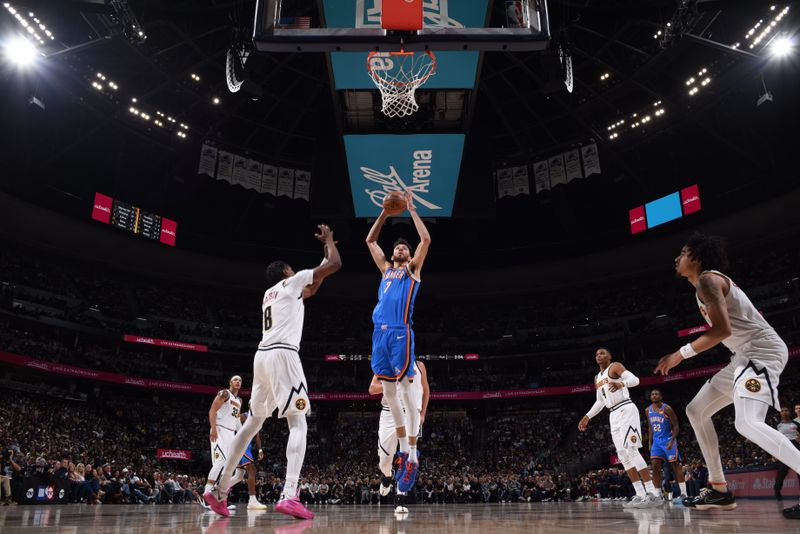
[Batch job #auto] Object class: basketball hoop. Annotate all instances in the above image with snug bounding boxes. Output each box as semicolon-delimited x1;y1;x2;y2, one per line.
366;50;437;118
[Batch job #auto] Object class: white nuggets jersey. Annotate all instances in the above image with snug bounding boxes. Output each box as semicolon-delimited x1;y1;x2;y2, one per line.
216;390;242;431
381;362;423;412
259;269;314;350
595;366;631;410
696;270;776;352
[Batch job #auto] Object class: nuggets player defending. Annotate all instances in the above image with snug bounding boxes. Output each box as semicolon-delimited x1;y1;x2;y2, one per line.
647;389;687;502
206;224;341;519
369;360;430;512
656;234;800;517
366;192;431;493
204;376;245;499
579;348;661;508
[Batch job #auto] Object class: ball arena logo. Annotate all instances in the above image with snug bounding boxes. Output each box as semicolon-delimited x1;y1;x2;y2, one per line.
361;150;443;211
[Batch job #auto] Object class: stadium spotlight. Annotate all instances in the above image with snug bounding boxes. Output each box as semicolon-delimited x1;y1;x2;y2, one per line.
3;36;37;66
770;36;793;58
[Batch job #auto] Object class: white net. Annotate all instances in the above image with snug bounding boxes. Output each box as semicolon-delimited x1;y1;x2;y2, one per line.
367;51;437;118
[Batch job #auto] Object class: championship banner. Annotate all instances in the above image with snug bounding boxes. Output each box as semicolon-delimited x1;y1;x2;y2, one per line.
581;143;601;176
216;151;234;182
325;0;488;90
533;160;550;193
512;165;530;195
344;134;464;217
123;335;208;352
293;170;311;201
157;449;193;461
548;153;566;187
198;143;218;177
261;165;278;196
232;155;249;187
277;168;295;198
496;168;514;198
564;149;583;182
245;159;263;191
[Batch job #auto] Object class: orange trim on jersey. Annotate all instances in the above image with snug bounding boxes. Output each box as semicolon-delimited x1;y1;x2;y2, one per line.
403;279;416;324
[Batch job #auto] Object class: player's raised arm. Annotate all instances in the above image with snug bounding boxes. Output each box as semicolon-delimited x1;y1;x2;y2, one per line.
303;224;342;299
405;192;431;277
607;362;639;392
365;210;391;273
418;361;430;425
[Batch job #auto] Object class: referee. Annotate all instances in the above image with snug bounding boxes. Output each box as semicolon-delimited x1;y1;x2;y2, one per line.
775;407;800;500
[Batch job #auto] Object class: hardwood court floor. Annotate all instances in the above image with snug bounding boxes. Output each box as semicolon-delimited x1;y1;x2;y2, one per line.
1;500;799;533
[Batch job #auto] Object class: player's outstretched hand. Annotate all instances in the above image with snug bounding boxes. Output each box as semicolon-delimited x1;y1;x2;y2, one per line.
654;351;683;376
578;416;589;432
314;224;334;243
404;191;416;213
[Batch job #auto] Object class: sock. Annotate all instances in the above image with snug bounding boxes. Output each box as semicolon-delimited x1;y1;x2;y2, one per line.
644;479;657;495
679;482;687;495
686;383;732;486
408;444;418;463
204;483;214;494
711;481;729;494
282;479;298;500
281;415;307;500
634;481;646;498
249;494;259;503
399;435;409;453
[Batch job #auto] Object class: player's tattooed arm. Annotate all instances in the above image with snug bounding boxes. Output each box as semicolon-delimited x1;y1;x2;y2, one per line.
208;390;229;441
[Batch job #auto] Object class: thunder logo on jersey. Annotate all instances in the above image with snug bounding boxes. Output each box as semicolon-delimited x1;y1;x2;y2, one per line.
372;267;419;327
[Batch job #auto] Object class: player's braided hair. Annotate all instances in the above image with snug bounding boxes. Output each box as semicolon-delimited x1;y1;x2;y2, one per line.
265;260;290;288
685;232;729;272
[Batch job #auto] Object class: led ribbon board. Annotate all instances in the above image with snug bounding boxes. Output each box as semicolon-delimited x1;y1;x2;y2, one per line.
323;0;489;89
344;134;464;217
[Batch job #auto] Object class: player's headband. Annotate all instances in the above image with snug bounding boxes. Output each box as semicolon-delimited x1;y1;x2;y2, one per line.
230;375;242;383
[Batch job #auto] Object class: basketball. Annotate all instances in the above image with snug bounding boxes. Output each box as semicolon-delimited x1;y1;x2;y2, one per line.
383;191;407;215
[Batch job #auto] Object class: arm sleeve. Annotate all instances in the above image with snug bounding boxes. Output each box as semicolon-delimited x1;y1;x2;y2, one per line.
620;370;640;388
586;389;605;419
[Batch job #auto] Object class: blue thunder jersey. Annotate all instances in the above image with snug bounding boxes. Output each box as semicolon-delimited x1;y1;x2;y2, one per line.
648;404;673;442
372;266;419;327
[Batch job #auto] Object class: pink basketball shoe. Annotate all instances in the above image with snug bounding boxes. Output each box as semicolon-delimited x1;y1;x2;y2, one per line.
275;496;314;520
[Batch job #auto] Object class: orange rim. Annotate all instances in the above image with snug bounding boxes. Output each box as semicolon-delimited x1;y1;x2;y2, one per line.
366;50;437;88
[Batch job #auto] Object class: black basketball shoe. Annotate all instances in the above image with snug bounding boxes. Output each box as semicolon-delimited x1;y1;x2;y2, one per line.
783;503;800;519
692;487;736;510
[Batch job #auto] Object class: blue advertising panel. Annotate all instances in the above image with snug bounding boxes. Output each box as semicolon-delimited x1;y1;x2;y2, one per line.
645;192;682;228
323;0;488;89
344;134;465;217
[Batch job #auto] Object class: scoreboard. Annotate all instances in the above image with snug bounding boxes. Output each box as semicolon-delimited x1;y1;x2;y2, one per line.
92;192;177;246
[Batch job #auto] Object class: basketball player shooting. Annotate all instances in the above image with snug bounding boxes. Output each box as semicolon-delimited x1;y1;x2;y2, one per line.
655;233;800;517
579;348;662;508
368;360;430;513
365;191;430;494
205;224;341;519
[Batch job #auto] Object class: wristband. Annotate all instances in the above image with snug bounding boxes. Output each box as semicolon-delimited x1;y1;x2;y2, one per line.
679;343;697;359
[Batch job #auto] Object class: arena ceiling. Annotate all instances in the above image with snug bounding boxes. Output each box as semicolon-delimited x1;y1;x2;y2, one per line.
0;0;797;270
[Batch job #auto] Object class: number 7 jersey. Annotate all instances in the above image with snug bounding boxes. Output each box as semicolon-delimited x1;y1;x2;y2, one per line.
258;269;314;350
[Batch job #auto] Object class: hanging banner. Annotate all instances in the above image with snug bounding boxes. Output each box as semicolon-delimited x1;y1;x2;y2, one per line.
216;151;234;182
198;143;218;177
533;160;550;193
232;156;249;187
277;168;295;198
548;154;567;187
565;149;583;182
261;165;278;196
294;170;311;201
512;165;530;195
581;143;601;176
496;168;514;198
245;160;263;191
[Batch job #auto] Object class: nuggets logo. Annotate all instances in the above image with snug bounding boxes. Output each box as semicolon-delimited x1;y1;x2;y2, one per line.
630;435;638;444
744;378;761;393
295;398;307;410
214;451;220;460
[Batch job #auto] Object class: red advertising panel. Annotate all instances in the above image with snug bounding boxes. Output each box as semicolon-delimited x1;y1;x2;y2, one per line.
681;184;702;215
629;205;647;234
123;335;207;352
160;217;177;246
325;355;345;362
726;469;800;497
464;354;480;360
677;324;710;337
91;192;113;224
156;449;192;461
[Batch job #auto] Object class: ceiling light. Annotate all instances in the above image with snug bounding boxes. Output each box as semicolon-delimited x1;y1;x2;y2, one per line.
3;37;37;67
771;36;793;57
212;97;220;104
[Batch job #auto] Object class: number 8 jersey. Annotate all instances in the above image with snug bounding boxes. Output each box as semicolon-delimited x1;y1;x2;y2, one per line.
258;269;314;351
